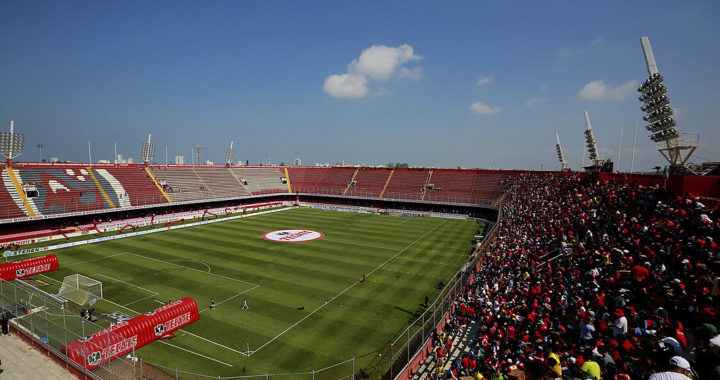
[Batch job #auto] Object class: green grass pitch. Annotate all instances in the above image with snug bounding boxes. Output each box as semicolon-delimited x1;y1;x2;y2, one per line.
29;207;483;376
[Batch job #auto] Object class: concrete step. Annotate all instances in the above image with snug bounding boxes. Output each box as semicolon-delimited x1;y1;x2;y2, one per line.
411;318;481;380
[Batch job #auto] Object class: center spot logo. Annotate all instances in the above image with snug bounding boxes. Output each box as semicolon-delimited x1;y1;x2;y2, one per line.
263;230;324;242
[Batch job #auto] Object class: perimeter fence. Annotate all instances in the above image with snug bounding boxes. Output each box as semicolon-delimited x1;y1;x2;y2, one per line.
136;207;503;380
1;203;504;380
0;278;138;379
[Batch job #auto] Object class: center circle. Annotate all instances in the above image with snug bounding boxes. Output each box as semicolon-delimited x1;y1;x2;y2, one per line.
262;229;324;242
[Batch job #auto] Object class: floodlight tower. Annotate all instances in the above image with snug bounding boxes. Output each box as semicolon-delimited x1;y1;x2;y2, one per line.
225;140;235;167
638;37;698;172
555;132;568;171
584;112;603;170
0;121;25;165
194;144;204;166
140;134;156;165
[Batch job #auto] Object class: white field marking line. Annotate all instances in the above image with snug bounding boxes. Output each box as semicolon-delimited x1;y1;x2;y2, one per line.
380;266;446;280
37;206;293;255
251;218;448;356
123;293;160;307
86;285;251;357
394;256;457;266
211;222;409;252
199;286;258;314
40;265;252;357
166;259;212;273
93;273;158;295
122;251;260;288
322;238;397;251
62;252;128;268
176;329;251;356
158;341;233;367
419;247;468;256
398;217;414;224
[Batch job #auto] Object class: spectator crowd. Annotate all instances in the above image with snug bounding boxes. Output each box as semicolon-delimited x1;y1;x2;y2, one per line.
430;173;720;380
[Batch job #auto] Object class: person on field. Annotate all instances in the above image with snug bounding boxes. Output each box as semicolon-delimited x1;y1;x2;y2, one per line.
210;298;215;310
361;273;365;284
0;313;8;335
242;298;249;309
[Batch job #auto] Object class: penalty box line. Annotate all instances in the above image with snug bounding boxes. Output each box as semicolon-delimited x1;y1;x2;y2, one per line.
159;341;234;367
121;251;261;288
38;264;255;359
73;278;253;359
199;285;258;314
91;274;160;307
250;218;448;356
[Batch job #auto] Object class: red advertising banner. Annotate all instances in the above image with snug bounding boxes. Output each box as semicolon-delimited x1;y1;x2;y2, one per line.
0;254;59;281
63;297;200;369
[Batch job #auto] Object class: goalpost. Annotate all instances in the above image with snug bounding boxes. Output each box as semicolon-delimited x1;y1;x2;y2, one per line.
58;274;103;306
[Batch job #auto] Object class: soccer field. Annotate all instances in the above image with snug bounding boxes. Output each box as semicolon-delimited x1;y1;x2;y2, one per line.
28;207;483;377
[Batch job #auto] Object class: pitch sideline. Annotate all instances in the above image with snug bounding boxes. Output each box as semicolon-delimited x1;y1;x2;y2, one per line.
250;218;448;356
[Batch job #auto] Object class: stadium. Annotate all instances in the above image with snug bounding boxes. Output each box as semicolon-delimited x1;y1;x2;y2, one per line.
2;3;720;380
0;161;504;379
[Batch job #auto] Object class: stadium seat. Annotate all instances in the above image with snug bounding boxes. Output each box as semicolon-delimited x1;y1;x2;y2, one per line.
382;168;429;200
345;168;390;198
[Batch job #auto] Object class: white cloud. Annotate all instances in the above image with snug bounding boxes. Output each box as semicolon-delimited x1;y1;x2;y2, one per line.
324;44;423;98
470;101;502;115
349;44;422;81
374;88;393;97
578;80;639;101
525;97;548;109
323;74;369;98
398;67;422;81
476;76;492;86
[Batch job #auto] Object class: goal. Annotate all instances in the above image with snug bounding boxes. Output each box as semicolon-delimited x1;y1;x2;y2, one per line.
58;274;103;306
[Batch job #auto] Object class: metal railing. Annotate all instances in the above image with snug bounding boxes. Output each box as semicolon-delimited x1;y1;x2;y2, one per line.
131;216;504;380
0;188;499;224
0;279;138;379
1;192;504;379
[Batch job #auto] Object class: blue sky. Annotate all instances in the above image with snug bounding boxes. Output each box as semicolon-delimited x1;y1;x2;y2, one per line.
1;1;718;171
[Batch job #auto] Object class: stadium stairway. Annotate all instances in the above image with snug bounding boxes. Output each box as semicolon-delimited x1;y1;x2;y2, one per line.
0;168;32;218
230;167;287;195
15;168;110;215
420;169;433;201
85;167;117;209
285;167;326;193
411;318;481;380
284;167;292;193
104;166;169;206
312;167;356;194
193;167;251;198
150;166;211;202
191;167;217;198
383;169;428;200
226;167;253;194
342;168;360;195
379;169;394;198
423;170;476;204
346;168;390;198
93;168;132;208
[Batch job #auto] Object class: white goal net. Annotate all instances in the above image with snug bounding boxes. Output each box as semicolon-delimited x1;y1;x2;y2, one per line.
58;274;103;306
